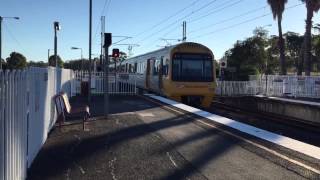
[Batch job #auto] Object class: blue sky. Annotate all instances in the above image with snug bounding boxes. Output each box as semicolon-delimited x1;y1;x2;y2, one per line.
1;0;320;62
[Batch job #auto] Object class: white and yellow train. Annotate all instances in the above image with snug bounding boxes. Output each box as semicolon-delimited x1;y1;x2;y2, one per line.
112;42;216;107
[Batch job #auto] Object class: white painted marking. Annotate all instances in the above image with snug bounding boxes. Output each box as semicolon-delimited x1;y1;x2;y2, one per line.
138;112;155;117
73;162;86;174
167;152;178;168
147;95;320;161
255;95;320;107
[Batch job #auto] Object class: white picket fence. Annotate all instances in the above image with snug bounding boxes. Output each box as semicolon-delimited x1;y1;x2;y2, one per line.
217;75;320;98
73;71;137;95
0;67;74;180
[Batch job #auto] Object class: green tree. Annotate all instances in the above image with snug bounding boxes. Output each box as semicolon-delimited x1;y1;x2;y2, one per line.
223;28;268;80
1;58;6;70
28;61;48;67
284;32;304;73
312;34;320;71
266;35;281;74
48;55;64;68
267;0;288;75
64;59;85;70
301;0;320;75
6;52;27;70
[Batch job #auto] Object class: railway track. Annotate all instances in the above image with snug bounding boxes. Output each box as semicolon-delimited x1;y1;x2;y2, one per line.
209;100;320;146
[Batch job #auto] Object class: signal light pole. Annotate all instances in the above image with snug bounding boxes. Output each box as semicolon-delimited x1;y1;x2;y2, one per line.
104;33;112;117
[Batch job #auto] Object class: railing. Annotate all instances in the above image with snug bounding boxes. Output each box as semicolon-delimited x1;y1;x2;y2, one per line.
73;71;137;95
0;67;74;180
217;75;320;98
216;81;258;96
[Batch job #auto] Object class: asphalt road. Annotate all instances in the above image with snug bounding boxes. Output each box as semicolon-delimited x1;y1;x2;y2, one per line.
27;95;319;180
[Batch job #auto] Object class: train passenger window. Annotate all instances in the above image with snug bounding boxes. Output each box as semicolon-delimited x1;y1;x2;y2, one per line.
162;58;169;76
134;63;137;73
125;63;128;73
153;59;159;76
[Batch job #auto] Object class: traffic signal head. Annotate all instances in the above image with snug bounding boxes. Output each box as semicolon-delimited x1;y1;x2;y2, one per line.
104;33;112;47
112;48;120;58
220;59;227;68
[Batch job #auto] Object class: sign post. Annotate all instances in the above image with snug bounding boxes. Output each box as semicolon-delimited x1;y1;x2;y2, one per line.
219;59;227;96
104;33;112;117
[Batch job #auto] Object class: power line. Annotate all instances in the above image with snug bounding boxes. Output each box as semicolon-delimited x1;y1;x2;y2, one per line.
136;0;219;44
189;5;267;34
93;0;111;44
3;22;31;57
132;0;200;38
189;3;303;40
188;0;244;23
161;0;245;38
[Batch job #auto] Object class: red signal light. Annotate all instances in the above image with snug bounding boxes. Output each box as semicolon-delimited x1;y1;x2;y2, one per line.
112;48;120;58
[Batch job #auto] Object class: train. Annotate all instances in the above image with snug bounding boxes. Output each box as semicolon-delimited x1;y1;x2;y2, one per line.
111;42;216;107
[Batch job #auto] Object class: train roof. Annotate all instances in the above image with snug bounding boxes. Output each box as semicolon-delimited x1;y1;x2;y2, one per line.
127;42;212;60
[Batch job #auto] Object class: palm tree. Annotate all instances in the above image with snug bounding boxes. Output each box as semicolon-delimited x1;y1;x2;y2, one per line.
301;0;320;76
267;0;288;75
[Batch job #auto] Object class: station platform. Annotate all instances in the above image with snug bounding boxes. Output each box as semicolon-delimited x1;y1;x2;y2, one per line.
254;95;320;107
27;95;320;180
217;95;320;126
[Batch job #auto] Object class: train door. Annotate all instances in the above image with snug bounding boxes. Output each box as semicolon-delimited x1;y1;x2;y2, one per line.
145;59;151;89
158;56;164;90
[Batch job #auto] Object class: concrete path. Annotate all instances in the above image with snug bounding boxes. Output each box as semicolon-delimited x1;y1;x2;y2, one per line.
27;95;318;179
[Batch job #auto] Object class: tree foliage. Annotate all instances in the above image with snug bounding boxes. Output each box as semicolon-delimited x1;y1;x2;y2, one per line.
28;61;48;67
48;55;64;68
301;0;320;75
6;52;27;70
223;28;268;80
267;0;288;75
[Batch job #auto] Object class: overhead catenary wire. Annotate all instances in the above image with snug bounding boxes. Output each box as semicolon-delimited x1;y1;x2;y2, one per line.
141;0;246;51
161;0;246;38
188;3;304;41
189;5;268;34
132;0;200;38
3;21;31;58
93;0;111;44
136;0;219;44
188;0;244;23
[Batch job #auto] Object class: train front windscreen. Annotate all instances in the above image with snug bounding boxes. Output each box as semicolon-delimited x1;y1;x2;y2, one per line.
172;53;213;82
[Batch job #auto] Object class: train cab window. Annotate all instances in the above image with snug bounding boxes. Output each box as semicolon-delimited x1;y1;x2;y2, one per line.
172;53;213;82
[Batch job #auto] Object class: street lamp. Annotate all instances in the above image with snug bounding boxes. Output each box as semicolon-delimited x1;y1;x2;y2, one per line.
71;47;83;71
0;16;20;70
53;21;61;68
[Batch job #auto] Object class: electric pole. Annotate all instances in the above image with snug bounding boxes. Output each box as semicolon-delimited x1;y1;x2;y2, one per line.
88;0;92;103
104;33;112;117
182;21;187;42
100;16;105;70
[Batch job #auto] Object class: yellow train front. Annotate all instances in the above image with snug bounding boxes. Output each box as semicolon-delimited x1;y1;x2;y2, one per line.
122;42;216;108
